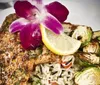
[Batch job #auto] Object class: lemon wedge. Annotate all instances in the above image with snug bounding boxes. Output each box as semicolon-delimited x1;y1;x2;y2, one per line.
40;25;81;55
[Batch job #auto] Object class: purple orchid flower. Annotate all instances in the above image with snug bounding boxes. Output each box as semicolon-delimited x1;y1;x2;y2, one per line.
9;0;69;50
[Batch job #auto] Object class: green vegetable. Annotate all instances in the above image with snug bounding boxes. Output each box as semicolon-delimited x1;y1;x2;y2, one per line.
75;67;100;85
14;81;20;85
32;80;42;85
98;36;100;41
74;55;93;68
92;30;100;39
28;75;42;85
75;52;100;65
72;26;92;47
83;41;100;54
62;23;73;36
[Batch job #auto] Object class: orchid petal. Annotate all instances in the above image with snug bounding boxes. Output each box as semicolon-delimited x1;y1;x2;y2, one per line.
45;1;69;22
20;23;42;50
42;13;63;34
14;1;39;20
9;18;30;33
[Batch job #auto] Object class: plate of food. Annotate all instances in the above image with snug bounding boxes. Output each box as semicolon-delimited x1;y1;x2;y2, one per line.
0;0;100;85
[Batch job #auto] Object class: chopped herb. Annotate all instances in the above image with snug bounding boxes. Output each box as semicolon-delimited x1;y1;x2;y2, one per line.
14;81;20;85
98;36;100;40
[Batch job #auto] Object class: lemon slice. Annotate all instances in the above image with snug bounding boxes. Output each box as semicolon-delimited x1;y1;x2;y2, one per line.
40;25;81;55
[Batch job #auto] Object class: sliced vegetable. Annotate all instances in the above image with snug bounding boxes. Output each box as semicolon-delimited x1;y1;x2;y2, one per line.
72;26;93;47
83;41;100;54
92;30;100;39
75;67;100;85
40;25;81;55
76;52;100;65
62;22;73;36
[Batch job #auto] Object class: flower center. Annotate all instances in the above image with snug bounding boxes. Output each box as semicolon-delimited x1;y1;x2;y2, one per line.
29;8;47;23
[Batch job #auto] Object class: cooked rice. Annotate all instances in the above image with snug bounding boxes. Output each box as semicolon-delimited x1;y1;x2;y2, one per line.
34;55;75;85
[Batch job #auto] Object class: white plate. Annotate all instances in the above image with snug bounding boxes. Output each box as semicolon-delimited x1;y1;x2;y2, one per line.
0;7;15;24
0;0;100;31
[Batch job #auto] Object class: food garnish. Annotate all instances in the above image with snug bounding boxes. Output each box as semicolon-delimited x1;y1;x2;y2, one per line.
9;0;69;50
45;1;69;22
40;25;81;55
9;0;81;55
